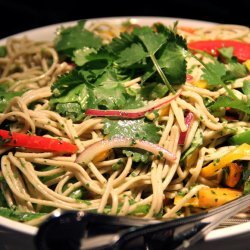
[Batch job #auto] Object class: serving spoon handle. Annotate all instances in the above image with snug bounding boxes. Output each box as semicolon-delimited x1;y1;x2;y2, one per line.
35;194;250;250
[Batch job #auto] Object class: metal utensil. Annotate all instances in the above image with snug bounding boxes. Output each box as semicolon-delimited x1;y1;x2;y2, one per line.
35;194;250;250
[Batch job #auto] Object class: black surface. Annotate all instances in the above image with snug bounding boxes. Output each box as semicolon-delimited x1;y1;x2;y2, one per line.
0;0;249;38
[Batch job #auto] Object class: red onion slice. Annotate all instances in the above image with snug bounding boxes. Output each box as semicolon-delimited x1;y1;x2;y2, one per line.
76;137;176;164
178;112;194;145
85;90;181;119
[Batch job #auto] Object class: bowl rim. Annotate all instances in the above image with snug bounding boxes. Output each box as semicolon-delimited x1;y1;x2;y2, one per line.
0;16;249;241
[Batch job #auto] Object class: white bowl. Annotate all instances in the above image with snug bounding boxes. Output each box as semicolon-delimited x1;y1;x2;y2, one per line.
0;17;250;249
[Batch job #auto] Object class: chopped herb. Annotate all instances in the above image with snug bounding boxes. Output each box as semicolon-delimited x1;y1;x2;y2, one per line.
177;190;186;197
130;172;137;177
112;160;124;171
129;204;150;215
181;128;203;161
0;207;46;222
0;46;7;57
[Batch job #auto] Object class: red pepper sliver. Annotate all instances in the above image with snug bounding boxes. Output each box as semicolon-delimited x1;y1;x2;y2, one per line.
188;40;250;62
0;130;78;154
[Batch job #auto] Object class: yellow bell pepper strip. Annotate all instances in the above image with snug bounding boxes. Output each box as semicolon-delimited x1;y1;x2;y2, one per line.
174;187;242;208
192;80;208;89
201;143;250;178
224;163;243;188
93;149;112;163
198;187;242;208
244;59;250;71
174;195;199;207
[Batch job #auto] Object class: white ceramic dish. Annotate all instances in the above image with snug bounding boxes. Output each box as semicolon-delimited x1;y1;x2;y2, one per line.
0;16;249;243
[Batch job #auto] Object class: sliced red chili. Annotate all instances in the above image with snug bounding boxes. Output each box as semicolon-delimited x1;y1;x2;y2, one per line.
0;129;77;154
188;40;250;61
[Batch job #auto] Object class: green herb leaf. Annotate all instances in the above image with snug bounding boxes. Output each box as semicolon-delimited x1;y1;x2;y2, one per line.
0;207;46;222
55;21;102;57
181;128;203;161
242;80;250;106
243;180;250;195
0;86;23;112
223;63;248;81
122;149;151;163
39;166;65;183
218;47;234;61
141;82;168;100
0;46;7;57
210;96;250;115
129;204;150;215
201;61;226;85
134;26;166;54
93;82;127;109
0;189;7;208
73;47;96;66
116;43;148;67
50;84;91;121
51;70;84;97
157;41;187;84
105;32;136;55
69;187;88;200
103;119;160;144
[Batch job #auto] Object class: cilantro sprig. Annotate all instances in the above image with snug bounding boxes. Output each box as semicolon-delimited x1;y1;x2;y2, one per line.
190;52;250;115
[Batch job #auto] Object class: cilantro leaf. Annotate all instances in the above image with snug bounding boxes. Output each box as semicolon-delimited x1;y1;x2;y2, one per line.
157;42;187;84
134;27;166;54
0;85;23;112
73;47;96;66
210;96;250;115
196;56;237;99
218;47;234;62
55;21;102;57
134;27;186;93
50;68;144;120
93;82;127;110
116;43;148;67
201;61;226;85
51;70;84;97
50;84;91;121
103;119;160;144
223;63;248;82
141;82;168;100
105;32;136;55
242;80;250;106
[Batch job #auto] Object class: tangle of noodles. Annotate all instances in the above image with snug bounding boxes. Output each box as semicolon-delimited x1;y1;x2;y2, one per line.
0;20;250;226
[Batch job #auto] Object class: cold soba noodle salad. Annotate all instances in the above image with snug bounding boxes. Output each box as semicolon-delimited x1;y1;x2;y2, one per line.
0;20;250;225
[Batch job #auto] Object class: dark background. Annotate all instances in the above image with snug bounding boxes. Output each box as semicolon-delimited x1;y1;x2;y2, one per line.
0;0;249;38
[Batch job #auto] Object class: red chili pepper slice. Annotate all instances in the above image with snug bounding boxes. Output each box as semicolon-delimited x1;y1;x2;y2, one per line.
188;40;250;61
0;129;77;154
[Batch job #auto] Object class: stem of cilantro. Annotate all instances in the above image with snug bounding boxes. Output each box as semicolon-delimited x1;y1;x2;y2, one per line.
150;54;176;94
189;52;238;100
